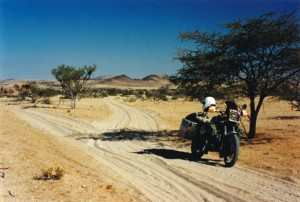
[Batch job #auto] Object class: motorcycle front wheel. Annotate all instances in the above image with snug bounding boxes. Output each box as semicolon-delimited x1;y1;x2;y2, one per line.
223;134;239;167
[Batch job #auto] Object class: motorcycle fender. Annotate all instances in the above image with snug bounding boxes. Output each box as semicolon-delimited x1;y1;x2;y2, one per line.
225;130;241;139
224;131;237;137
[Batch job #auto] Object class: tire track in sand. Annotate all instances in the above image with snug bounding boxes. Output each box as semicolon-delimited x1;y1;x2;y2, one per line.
96;98;159;132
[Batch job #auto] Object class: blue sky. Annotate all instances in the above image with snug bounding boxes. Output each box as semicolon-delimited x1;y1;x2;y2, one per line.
0;0;298;80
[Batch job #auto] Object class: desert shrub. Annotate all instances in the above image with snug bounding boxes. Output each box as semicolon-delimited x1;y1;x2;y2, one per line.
121;89;134;96
105;88;120;96
18;82;60;103
13;84;21;91
42;97;52;104
41;88;61;97
0;87;15;97
74;87;126;98
67;86;178;101
145;88;168;101
153;91;168;101
18;82;40;102
34;167;65;181
124;95;137;102
134;89;146;99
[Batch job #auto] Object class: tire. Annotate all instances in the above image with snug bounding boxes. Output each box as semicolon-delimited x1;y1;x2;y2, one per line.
223;134;239;167
191;137;206;161
186;113;206;160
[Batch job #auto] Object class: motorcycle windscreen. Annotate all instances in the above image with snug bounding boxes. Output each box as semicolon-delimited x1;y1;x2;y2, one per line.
178;118;198;139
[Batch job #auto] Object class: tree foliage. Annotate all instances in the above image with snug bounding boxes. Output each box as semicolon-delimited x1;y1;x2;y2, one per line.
20;82;41;103
170;10;300;138
51;64;97;109
18;82;61;103
278;77;300;111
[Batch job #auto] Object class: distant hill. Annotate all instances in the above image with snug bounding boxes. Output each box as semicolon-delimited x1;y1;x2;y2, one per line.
142;74;161;81
94;75;113;80
110;74;133;81
96;74;167;82
93;74;170;89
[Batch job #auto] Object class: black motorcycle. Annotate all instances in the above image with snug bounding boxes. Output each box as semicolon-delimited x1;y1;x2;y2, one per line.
179;101;247;167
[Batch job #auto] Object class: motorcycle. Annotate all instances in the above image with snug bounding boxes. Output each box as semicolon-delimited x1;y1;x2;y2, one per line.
179;100;247;167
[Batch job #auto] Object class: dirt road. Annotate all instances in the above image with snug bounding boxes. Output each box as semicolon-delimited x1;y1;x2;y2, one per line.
6;98;300;202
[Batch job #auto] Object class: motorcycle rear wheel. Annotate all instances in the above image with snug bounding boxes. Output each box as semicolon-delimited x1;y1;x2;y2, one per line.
191;137;206;161
223;134;239;167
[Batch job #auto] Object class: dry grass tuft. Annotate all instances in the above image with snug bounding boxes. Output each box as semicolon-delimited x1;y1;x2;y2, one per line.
34;167;65;181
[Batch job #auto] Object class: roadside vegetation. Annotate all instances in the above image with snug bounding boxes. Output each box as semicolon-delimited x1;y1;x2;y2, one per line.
0;81;185;107
82;84;184;101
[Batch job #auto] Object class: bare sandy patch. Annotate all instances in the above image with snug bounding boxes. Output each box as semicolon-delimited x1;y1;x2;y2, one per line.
0;107;143;202
40;97;112;124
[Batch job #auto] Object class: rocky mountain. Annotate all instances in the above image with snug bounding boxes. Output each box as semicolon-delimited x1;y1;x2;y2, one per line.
94;74;169;89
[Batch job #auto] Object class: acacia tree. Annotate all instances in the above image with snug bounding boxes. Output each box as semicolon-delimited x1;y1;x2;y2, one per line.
51;64;96;109
170;10;300;139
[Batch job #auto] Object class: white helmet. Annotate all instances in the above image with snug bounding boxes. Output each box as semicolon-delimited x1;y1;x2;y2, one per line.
201;96;216;112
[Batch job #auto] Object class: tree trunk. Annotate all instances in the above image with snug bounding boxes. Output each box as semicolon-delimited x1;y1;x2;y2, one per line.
70;94;78;109
248;112;257;139
247;95;265;139
74;95;78;109
71;99;75;109
247;97;257;139
298;96;300;111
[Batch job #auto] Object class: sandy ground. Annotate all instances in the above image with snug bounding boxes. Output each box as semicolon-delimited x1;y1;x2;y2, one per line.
0;104;144;202
1;97;300;201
